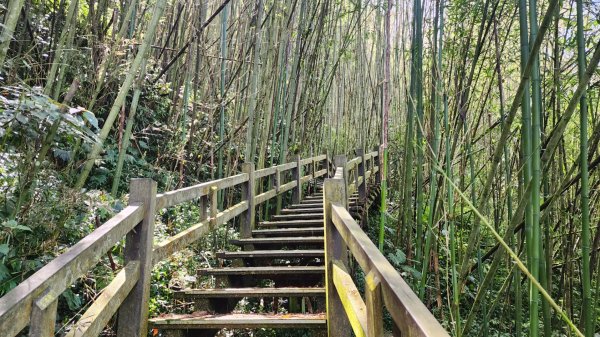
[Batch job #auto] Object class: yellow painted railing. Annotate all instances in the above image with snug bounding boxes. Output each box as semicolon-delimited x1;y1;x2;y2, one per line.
323;152;450;337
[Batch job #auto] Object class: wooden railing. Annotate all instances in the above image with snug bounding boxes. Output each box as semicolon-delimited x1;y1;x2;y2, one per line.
0;154;329;337
324;153;450;337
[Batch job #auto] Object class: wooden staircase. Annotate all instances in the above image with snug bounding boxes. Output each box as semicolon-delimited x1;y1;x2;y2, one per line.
0;150;450;337
149;183;368;336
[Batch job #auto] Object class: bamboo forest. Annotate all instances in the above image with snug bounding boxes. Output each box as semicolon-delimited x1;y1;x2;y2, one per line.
0;0;599;336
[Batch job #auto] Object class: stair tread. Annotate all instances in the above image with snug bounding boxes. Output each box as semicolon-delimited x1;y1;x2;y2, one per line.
231;237;324;244
217;249;324;258
252;227;323;235
174;287;325;298
281;208;324;213
271;214;323;220
287;204;322;208
198;266;325;275
259;220;323;227
150;313;326;329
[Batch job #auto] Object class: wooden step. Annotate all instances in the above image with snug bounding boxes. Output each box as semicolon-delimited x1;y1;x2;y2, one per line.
150;313;326;330
300;200;322;205
252;227;323;236
198;266;324;277
288;203;322;209
173;287;325;299
303;196;323;200
271;213;323;221
280;208;324;214
259;220;323;228
217;249;324;259
230;236;324;247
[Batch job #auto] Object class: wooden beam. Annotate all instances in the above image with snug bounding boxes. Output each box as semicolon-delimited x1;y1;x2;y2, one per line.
156;173;248;209
292;155;302;203
117;179;157;337
324;173;351;337
152;201;248;264
365;271;383;337
29;290;58;337
332;261;367;337
66;261;140;337
241;163;255;239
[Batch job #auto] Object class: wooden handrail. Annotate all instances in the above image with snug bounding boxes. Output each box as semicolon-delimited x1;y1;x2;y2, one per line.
0;204;145;336
324;152;449;337
0;153;329;337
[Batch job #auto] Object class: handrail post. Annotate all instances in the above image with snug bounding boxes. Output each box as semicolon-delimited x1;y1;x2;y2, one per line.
324;170;350;337
356;149;367;202
209;186;218;229
333;155;348;202
117;178;157;337
29;290;58;337
375;146;382;185
365;271;383;337
241;163;255;238
311;157;317;193
199;195;208;221
292;155;302;203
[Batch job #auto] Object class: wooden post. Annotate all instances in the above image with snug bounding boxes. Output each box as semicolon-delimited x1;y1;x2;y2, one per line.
356;149;367;202
324;174;350;336
241;163;255;238
209;186;218;229
292;155;302;203
199;195;208;221
375;146;382;184
29;290;58;337
333;155;348;201
365;271;383;337
311;158;317;193
117;178;157;337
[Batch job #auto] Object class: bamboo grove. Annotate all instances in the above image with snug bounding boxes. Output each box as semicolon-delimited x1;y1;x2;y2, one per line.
0;0;599;336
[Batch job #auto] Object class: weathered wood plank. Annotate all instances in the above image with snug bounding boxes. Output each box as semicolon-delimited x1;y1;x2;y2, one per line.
278;181;297;194
251;227;323;236
65;261;140;337
300;174;313;184
29;291;58;337
174;287;325;298
332;261;367;337
314;169;328;178
230;236;324;246
258;219;323;227
356;149;367;202
197;266;324;276
117;179;157;337
217;249;324;259
347;157;361;168
292;155;302;203
254;166;277;179
152;201;248;265
156;173;248;209
323;170;351;337
149;313;326;329
331;204;450;336
241;163;255;239
254;189;277;205
365;271;383;337
300;157;315;165
0;205;144;337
